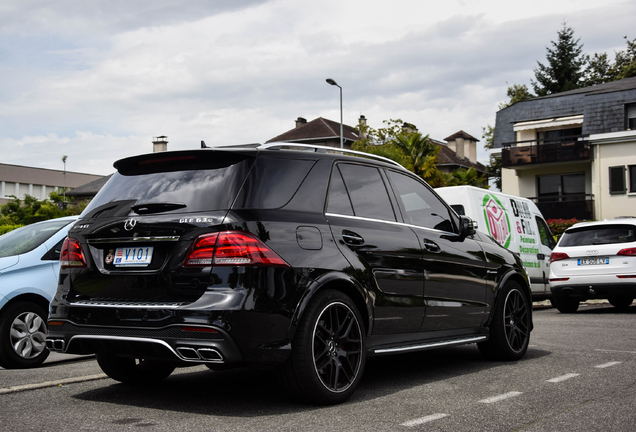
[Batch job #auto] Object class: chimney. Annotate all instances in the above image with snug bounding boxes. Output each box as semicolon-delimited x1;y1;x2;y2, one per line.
152;136;168;152
359;115;368;139
444;131;479;163
295;117;307;128
466;138;477;163
401;122;418;134
455;136;465;160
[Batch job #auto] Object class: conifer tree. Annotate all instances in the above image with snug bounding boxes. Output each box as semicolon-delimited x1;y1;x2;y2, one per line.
532;23;586;96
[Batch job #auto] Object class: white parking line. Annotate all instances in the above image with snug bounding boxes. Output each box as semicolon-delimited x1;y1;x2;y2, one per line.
478;391;522;404
596;349;636;354
547;373;580;383
401;413;449;427
595;361;621;368
0;374;107;395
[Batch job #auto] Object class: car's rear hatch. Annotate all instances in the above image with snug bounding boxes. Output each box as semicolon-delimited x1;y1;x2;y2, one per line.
67;149;257;304
551;224;636;278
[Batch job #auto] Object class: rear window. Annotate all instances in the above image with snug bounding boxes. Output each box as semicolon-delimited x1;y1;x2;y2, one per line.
559;224;636;247
83;153;254;217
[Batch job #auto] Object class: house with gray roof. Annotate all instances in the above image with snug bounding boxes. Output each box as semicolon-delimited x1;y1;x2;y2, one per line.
268;116;485;175
494;76;636;221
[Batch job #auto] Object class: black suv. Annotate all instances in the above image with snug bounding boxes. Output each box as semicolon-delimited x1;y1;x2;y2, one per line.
47;144;532;404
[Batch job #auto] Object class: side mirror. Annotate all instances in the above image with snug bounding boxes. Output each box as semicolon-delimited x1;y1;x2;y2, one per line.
460;216;476;237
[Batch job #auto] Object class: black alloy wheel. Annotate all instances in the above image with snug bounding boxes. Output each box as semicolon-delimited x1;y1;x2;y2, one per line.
479;281;530;361
279;290;366;405
312;300;363;393
503;288;530;354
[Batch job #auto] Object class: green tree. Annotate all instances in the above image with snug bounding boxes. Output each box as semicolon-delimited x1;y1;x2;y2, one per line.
583;52;615;86
498;84;534;109
532;23;587;96
613;36;636;79
583;37;636;85
447;167;488;187
352;120;445;185
392;132;440;179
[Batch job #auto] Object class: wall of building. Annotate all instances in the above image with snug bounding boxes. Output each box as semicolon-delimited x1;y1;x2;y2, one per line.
502;162;592;198
0;163;103;205
590;133;636;219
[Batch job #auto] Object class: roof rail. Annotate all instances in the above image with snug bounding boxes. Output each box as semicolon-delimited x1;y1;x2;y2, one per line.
207;143;262;149
259;142;407;170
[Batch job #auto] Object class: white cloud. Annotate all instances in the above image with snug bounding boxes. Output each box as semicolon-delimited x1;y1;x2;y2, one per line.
0;0;635;174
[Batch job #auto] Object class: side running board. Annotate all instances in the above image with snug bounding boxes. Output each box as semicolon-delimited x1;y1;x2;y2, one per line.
373;335;487;355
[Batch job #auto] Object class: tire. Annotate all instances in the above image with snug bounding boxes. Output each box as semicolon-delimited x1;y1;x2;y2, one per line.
96;351;175;384
478;282;530;361
0;302;50;369
608;297;633;310
553;296;579;313
278;290;366;405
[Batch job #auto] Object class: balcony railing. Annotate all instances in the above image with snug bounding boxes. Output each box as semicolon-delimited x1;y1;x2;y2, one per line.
529;194;595;221
502;135;591;167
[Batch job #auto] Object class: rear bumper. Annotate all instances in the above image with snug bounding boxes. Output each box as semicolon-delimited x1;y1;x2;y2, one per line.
46;319;291;367
550;282;636;300
46;321;240;364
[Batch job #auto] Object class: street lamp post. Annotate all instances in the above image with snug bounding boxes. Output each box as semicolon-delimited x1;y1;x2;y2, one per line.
326;78;343;149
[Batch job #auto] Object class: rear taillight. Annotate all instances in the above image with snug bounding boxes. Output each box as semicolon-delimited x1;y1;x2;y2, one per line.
550;252;570;263
60;238;87;268
618;248;636;256
183;231;289;267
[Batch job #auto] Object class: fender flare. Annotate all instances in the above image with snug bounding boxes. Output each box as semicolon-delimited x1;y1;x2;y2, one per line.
286;270;373;340
487;268;533;330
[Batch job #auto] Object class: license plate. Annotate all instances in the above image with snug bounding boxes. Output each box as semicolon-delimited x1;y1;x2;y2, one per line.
577;257;609;266
113;247;154;267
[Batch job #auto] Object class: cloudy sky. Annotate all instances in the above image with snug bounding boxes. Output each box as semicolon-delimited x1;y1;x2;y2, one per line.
1;0;635;175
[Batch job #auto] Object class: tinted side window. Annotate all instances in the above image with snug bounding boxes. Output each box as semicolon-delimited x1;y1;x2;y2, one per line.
387;170;455;232
326;166;354;216
337;164;396;222
451;204;465;216
535;216;556;249
234;157;316;209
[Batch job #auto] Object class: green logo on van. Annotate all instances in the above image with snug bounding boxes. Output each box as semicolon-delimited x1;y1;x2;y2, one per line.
482;194;511;248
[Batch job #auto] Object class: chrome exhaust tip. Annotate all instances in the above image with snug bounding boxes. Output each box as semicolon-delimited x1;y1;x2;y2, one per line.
176;347;200;360
197;348;223;362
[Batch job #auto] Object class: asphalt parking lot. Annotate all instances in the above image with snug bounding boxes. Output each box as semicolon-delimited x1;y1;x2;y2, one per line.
1;301;635;432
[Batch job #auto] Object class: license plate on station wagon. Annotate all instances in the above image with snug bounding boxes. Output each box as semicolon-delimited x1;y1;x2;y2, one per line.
113;247;154;267
577;257;609;266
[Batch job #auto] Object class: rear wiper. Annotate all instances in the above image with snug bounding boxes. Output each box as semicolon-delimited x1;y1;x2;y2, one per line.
131;202;187;215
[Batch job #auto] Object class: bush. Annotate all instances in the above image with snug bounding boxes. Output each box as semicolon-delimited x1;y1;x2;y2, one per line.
547;218;579;238
0;194;84;226
0;225;23;235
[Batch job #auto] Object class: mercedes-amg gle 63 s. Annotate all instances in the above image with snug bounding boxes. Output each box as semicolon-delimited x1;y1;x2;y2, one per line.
47;144;532;404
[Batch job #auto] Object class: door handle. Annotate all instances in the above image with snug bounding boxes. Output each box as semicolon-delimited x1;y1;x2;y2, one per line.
537;253;546;260
423;240;440;253
342;230;364;245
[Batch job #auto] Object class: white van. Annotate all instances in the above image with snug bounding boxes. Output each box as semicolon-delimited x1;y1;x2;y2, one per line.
436;186;556;300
